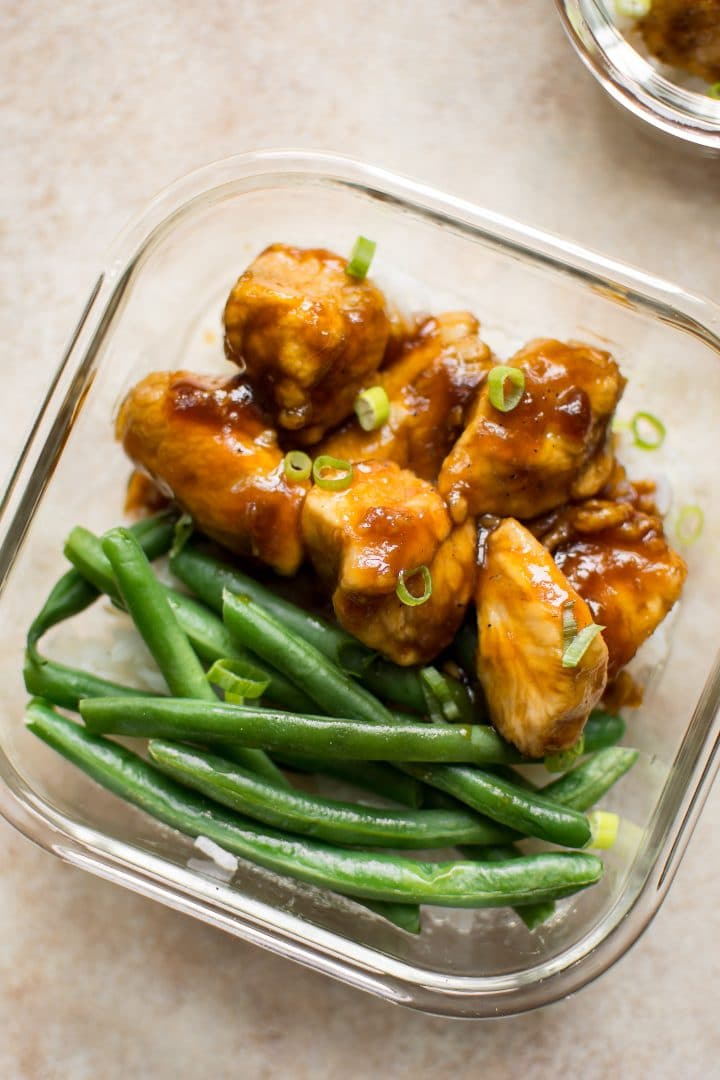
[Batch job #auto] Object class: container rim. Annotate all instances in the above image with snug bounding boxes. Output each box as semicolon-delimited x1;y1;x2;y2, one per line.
1;149;719;1017
555;0;720;151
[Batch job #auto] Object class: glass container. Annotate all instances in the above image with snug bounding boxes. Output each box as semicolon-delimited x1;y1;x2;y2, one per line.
1;151;718;1017
557;0;720;153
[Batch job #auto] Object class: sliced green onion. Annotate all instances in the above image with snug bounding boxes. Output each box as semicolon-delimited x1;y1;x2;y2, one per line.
487;365;526;413
346;236;376;280
207;659;270;702
675;504;704;546
614;0;651;16
312;455;354;492
611;416;630;434
420;678;445;724
545;735;585;774
421;666;461;721
283;450;312;483
562;624;605;669
709;84;720;100
562;602;578;652
630;410;666;450
355;386;390;431
170;513;194;559
587;810;619;850
396;566;433;608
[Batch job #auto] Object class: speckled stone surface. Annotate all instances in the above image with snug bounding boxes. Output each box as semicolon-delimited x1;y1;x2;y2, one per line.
2;1;719;1076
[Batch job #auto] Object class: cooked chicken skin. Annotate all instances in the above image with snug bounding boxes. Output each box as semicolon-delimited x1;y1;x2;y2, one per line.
553;502;687;681
438;339;625;523
476;518;608;757
223;244;391;444
319;312;492;481
302;460;477;665
640;0;720;83
116;371;307;576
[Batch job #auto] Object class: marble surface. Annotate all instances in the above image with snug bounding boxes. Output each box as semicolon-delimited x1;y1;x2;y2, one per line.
1;1;719;1076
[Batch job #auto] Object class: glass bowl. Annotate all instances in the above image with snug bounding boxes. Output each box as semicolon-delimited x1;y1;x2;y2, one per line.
1;151;719;1018
556;0;720;152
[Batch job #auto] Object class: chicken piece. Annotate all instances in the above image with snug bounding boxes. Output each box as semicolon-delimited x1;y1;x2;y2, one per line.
116;371;307;575
438;339;626;522
553;502;687;680
318;312;492;482
476;518;608;757
302;460;477;665
223;244;391;444
640;0;720;83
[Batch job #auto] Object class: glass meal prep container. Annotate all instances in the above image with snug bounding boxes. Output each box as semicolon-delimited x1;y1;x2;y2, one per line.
556;0;720;153
1;151;719;1018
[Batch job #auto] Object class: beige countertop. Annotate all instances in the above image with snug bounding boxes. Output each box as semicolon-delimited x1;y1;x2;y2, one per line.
2;2;719;1076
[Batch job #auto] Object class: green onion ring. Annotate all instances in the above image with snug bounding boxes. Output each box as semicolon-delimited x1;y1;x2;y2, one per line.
675;504;704;546
207;658;270;702
487;365;526;413
614;0;651;15
587;810;619;850
169;513;194;559
396;566;433;607
421;666;461;721
562;624;605;669
312;455;354;491
708;83;720;100
283;450;312;483
346;236;376;280
630;410;666;450
355;386;390;431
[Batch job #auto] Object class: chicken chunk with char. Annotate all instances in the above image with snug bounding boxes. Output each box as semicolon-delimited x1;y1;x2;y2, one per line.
319;312;492;481
223;244;392;444
116;371;306;576
438;338;625;522
533;469;687;680
475;518;609;758
302;460;477;665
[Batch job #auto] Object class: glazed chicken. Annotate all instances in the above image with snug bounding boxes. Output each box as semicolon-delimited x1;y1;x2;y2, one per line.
302;460;477;665
543;495;687;682
640;0;720;83
116;371;306;575
475;518;609;758
114;240;689;762
223;244;392;444
438;339;625;523
319;312;492;481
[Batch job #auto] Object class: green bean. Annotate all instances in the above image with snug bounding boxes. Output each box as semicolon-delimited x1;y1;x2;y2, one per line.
100;529;288;789
400;763;591;848
458;845;556;930
28;511;177;648
171;544;428;712
81;697;524;765
63;525;313;713
222;591;395;725
148;741;515;849
27;701;603;907
101;528;214;701
272;753;424;809
23;652;153;711
582;712;626;753
541;747;639;811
